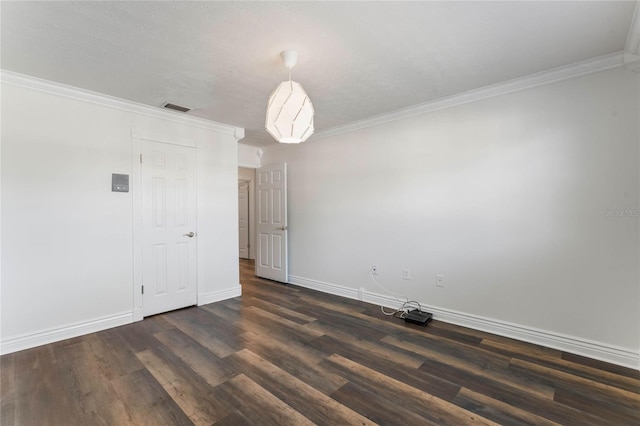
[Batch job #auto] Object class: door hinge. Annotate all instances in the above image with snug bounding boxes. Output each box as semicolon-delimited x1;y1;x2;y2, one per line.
141;285;144;295
140;154;143;164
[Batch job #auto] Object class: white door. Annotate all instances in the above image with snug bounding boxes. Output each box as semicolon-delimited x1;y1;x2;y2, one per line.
256;163;288;282
238;180;250;259
141;140;198;316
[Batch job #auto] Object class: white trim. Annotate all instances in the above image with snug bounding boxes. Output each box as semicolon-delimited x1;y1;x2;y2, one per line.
0;312;133;355
132;131;196;148
238;143;263;168
198;285;242;305
625;1;640;55
0;70;243;138
131;134;144;322
234;128;246;141
236;52;628;151
289;275;360;300
132;135;201;320
237;172;257;260
288;275;639;371
312;52;624;141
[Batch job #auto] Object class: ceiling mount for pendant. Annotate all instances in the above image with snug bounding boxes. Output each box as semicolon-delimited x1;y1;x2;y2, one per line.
281;50;298;69
265;50;315;144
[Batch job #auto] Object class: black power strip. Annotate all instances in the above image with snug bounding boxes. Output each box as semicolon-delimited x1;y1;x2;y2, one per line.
404;309;433;326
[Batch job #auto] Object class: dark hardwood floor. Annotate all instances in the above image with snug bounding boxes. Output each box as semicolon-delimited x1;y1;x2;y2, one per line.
2;258;639;425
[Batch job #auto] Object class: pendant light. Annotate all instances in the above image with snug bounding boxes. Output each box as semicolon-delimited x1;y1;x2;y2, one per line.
265;50;315;143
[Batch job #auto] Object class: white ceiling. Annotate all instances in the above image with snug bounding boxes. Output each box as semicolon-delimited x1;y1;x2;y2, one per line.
1;1;637;147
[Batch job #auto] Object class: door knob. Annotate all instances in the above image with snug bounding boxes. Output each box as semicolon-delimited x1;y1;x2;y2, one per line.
183;232;195;238
277;226;287;231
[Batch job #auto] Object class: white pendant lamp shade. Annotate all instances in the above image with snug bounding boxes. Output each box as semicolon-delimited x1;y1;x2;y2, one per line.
266;81;314;143
265;50;315;143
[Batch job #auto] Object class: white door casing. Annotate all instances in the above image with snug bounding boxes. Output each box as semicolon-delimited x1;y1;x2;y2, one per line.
141;139;198;316
239;180;250;259
255;163;288;283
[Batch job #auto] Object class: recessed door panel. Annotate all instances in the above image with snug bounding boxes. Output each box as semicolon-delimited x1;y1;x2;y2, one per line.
175;180;187;227
259;233;269;267
271;234;282;270
259;189;269;224
152;178;166;228
258;171;269;185
272;189;282;224
176;242;188;290
153;244;167;295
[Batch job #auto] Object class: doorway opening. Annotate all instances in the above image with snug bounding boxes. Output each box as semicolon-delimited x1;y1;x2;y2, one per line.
238;167;256;260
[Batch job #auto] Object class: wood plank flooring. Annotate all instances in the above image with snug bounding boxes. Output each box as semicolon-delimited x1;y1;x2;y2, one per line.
2;258;639;425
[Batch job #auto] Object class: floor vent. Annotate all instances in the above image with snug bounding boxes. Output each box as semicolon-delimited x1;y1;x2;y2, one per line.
162;102;191;113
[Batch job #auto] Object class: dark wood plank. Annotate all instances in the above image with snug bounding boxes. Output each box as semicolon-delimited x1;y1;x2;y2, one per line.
109;368;194;426
83;330;145;380
481;338;640;394
419;358;609;425
382;334;556;400
325;353;498;425
161;306;244;357
152;328;236;387
1;258;638;426
453;387;560;426
553;386;640;425
0;353;16;425
240;330;348;394
228;349;375;425
134;338;235;425
331;381;438;425
213;374;314;426
9;345;84;426
562;351;640;379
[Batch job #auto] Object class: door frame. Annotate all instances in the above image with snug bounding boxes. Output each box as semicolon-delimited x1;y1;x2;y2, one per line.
238;179;251;259
238;167;257;259
131;131;198;322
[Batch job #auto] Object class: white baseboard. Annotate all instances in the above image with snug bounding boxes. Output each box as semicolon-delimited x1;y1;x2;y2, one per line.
198;284;242;305
288;275;639;371
0;311;134;355
289;275;360;299
1;285;243;355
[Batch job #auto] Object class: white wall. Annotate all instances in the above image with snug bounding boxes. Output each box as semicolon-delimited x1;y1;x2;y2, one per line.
263;66;640;368
1;72;242;353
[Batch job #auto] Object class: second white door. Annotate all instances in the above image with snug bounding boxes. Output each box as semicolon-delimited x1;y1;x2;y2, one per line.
141;140;198;317
256;162;288;283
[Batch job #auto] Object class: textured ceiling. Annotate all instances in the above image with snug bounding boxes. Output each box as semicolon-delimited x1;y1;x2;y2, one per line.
1;1;636;147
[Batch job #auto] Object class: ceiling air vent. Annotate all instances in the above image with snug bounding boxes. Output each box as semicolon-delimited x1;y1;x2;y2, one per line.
162;102;191;113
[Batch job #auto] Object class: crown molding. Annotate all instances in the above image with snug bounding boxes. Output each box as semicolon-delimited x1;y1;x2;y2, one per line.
311;52;625;142
0;70;244;139
626;1;640;55
238;143;263;168
234;127;246;141
624;52;640;73
238;142;263;155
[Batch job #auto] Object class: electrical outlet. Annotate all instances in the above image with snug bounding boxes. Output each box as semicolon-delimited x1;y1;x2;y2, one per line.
371;265;379;275
436;274;444;287
402;268;411;280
